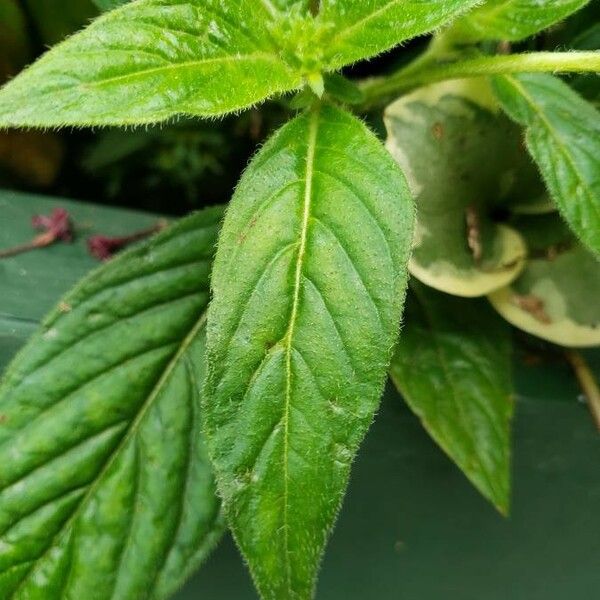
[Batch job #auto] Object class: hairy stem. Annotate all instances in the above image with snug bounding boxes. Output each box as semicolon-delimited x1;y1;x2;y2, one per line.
359;51;600;109
565;350;600;432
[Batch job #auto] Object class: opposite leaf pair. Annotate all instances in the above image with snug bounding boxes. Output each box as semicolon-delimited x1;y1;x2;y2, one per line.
0;1;598;600
0;0;480;126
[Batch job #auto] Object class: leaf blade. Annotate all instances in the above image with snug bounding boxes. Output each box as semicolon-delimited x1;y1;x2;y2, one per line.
318;0;481;69
389;282;514;513
204;104;414;599
450;0;591;42
93;0;129;11
0;0;303;127
492;73;600;255
0;208;224;599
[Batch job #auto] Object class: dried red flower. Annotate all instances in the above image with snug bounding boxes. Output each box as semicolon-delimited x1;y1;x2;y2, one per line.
0;207;73;259
87;221;166;261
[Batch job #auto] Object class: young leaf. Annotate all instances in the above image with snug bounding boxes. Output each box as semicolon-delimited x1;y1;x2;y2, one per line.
0;0;304;127
389;282;513;514
204;104;414;600
318;0;481;69
449;0;591;42
0;208;224;598
492;73;600;255
384;78;528;297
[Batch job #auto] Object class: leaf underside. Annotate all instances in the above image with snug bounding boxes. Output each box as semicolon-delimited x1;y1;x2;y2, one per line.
384;78;528;297
493;73;600;256
204;103;414;600
0;0;487;129
390;282;513;514
489;241;600;347
0;208;224;599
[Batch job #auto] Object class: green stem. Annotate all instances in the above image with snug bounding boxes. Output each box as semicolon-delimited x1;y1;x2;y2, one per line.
359;51;600;110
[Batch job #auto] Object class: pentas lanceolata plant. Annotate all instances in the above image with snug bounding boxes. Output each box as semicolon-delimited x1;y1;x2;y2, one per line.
0;1;599;599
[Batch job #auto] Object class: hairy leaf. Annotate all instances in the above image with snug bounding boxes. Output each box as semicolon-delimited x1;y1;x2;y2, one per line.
204;104;414;600
93;0;129;11
449;0;590;42
493;73;600;256
318;0;481;69
489;222;600;347
270;0;312;10
390;282;513;514
384;78;528;297
0;208;224;599
0;0;304;127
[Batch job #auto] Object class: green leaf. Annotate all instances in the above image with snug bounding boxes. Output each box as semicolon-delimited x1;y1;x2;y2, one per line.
492;73;600;256
270;0;312;10
93;0;129;12
449;0;591;42
318;0;481;69
384;78;527;297
389;281;513;514
94;0;313;14
0;208;224;598
323;73;364;105
489;228;600;348
204;104;414;600
507;191;556;216
510;212;573;253
570;21;600;50
0;0;304;128
567;22;600;107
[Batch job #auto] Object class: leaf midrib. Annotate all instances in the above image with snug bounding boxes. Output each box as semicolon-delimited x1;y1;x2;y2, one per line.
402;285;503;506
326;0;402;45
280;106;320;590
8;310;209;598
470;0;582;32
327;0;475;46
81;52;290;91
468;0;521;31
501;74;600;225
259;0;279;17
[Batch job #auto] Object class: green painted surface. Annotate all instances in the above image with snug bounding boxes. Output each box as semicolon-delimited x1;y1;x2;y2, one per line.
0;189;161;324
1;190;599;599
